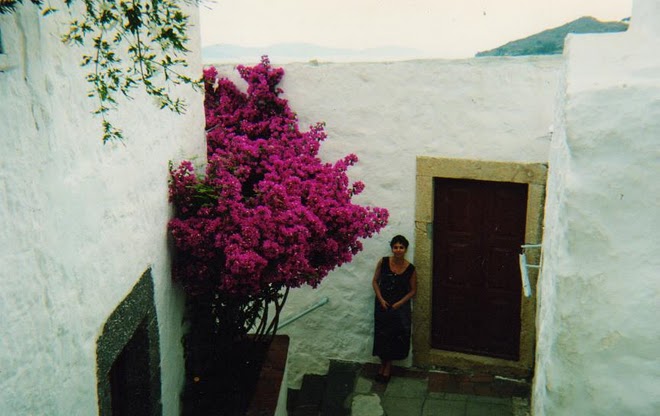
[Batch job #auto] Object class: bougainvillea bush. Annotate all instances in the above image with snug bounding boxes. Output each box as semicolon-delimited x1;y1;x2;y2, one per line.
169;56;388;341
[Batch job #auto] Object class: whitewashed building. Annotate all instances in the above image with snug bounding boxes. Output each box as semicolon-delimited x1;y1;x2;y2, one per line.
218;55;562;387
2;0;658;414
216;2;659;415
0;4;205;415
533;1;660;414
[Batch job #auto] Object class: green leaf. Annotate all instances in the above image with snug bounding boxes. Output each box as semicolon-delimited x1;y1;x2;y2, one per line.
42;7;58;16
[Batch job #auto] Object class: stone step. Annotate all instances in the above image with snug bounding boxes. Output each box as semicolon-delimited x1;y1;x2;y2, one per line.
321;361;361;416
288;360;362;416
288;374;326;416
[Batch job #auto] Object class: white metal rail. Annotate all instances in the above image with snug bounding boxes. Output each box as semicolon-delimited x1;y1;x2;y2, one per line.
278;297;329;329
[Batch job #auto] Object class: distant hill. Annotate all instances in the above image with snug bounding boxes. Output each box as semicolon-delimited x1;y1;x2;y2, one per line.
202;42;423;63
476;16;628;57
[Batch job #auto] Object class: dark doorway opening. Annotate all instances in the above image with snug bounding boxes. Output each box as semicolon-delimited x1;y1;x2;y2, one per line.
97;269;161;416
432;178;527;360
110;319;152;416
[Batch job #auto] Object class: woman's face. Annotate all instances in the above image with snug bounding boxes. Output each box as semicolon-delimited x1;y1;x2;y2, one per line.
391;242;407;258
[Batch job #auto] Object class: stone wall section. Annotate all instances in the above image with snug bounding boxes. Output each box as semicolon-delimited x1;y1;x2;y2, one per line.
215;55;562;388
0;4;205;415
533;0;660;413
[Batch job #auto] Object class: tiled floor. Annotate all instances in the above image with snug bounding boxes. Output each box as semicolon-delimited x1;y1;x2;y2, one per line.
350;364;531;416
288;361;531;415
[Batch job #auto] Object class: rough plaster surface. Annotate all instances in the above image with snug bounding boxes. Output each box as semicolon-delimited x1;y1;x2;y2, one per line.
533;5;660;415
215;56;561;388
0;4;205;415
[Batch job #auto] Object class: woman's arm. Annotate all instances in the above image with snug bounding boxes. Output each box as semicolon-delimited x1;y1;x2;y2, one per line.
392;269;417;310
372;258;390;310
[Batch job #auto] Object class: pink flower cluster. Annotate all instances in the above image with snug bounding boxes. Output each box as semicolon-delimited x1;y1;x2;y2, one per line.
169;56;388;298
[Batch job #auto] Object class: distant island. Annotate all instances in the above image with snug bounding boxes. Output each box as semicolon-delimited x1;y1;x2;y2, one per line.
476;16;628;57
201;16;629;63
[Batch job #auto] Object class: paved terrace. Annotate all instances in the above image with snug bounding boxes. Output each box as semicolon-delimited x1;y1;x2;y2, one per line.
287;361;531;416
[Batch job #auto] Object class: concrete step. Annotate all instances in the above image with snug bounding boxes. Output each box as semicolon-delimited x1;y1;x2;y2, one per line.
288;360;361;416
288;374;326;416
321;361;361;416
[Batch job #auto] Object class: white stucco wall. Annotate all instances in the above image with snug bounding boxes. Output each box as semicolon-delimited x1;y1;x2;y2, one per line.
216;55;562;388
533;1;660;414
0;4;204;415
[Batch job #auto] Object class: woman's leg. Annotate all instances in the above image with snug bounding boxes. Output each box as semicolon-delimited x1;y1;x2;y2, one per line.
376;358;392;383
382;360;392;378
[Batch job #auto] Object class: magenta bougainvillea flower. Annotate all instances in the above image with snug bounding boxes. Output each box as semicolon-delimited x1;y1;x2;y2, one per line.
169;56;388;299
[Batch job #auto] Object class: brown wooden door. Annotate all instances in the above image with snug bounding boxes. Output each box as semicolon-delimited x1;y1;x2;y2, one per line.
432;178;527;360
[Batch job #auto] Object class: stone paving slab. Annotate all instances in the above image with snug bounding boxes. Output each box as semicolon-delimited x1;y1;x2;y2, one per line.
468;395;513;405
423;397;467;416
381;396;425;416
465;400;513;416
351;394;383;416
383;376;428;398
429;392;470;401
354;376;373;394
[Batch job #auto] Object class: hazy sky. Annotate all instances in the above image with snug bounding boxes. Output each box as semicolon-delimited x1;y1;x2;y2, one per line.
199;0;632;58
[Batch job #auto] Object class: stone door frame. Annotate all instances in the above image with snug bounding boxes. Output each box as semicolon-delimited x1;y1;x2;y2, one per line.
413;156;547;377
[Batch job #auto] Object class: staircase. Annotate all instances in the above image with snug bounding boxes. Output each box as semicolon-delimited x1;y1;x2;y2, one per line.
287;360;361;416
286;360;532;416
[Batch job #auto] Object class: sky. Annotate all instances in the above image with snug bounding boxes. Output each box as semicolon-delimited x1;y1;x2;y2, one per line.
198;0;632;59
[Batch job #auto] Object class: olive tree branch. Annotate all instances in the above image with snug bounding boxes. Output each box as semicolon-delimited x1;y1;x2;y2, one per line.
2;0;200;143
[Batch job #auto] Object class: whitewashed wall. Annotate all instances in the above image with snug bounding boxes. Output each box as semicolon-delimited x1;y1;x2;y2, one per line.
0;4;205;415
217;55;561;388
533;0;660;414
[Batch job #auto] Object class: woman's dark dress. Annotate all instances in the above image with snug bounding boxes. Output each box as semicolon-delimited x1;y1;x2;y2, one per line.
373;257;415;360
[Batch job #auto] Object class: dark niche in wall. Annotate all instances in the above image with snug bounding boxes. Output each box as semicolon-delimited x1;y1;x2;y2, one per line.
96;269;162;416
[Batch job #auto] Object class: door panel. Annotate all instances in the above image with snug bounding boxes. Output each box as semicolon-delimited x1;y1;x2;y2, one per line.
432;178;527;360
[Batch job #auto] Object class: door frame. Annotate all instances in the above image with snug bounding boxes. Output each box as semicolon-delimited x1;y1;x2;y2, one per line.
413;156;546;377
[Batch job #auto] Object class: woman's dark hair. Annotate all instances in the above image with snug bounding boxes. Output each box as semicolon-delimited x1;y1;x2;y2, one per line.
389;235;409;248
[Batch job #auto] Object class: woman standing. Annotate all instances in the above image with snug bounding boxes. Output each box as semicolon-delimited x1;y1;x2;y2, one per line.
372;235;417;383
